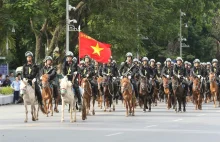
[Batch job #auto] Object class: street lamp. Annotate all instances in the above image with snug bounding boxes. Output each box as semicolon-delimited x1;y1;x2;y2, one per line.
179;9;190;58
66;0;79;53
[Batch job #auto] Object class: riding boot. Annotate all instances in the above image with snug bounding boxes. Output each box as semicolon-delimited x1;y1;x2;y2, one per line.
74;86;82;112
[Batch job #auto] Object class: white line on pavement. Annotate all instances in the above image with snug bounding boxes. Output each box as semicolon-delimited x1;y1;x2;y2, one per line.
172;119;183;122
196;114;206;117
145;125;158;128
105;132;124;137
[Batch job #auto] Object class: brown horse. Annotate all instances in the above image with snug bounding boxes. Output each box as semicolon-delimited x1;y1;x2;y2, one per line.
209;72;220;108
192;77;203;110
139;76;152;112
41;74;53;117
172;76;186;112
120;77;135;117
162;76;172;109
81;78;93;116
97;77;103;109
151;78;159;106
102;76;113;112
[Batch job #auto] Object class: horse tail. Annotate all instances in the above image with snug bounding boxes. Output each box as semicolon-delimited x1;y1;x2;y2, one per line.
35;84;47;114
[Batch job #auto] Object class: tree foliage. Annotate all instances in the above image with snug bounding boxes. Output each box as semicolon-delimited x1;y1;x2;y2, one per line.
0;0;220;69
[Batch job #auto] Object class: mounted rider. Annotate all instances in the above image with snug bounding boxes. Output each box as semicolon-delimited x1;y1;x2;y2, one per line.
80;55;98;96
161;58;173;93
119;52;139;98
39;56;58;100
62;51;82;109
18;51;43;104
211;59;220;85
173;57;188;94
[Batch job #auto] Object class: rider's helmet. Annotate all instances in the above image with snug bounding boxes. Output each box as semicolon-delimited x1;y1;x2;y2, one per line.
66;51;74;57
142;57;149;61
45;56;53;61
25;51;33;57
156;62;161;65
184;61;189;64
207;62;211;65
176;57;183;62
212;59;218;63
166;58;172;62
126;52;133;57
133;58;138;62
193;59;200;64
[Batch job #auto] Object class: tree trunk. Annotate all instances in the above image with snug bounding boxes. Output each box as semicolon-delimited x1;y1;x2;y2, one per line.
35;34;42;63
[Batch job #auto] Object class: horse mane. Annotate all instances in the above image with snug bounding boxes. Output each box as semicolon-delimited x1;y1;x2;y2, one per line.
42;74;49;82
121;78;130;84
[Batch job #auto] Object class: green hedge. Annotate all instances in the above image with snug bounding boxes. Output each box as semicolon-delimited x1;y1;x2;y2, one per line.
0;87;13;95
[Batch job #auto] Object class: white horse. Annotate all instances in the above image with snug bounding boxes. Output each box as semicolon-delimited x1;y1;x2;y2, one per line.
20;78;38;123
60;76;76;123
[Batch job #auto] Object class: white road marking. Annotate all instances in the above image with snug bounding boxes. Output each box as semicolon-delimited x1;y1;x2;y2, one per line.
196;114;206;117
105;132;123;137
172;119;183;122
145;125;158;128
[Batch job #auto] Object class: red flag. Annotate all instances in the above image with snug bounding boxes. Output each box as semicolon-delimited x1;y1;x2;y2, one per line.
79;32;111;63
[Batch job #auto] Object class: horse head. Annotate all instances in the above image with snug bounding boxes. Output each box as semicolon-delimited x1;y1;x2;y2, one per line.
20;79;28;95
60;77;71;95
209;72;216;83
120;78;131;94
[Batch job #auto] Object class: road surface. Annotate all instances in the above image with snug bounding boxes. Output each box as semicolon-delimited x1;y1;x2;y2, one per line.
0;102;220;142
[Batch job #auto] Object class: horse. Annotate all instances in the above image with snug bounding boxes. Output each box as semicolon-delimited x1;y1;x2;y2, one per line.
162;76;172;109
81;78;93;116
209;72;220;108
97;76;103;109
139;76;152;112
172;76;186;112
192;77;203;110
151;78;159;106
41;74;53;117
120;77;135;117
60;76;76;122
20;78;43;122
102;75;113;112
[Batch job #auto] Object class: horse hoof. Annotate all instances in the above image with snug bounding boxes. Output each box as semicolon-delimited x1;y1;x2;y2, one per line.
24;120;27;123
113;108;115;111
61;119;64;122
92;111;95;115
104;110;106;112
143;110;146;113
109;110;111;112
32;118;36;121
36;118;39;121
132;114;135;116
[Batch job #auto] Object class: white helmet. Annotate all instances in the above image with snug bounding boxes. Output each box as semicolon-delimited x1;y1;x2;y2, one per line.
142;57;149;61
193;59;200;63
126;52;133;57
176;57;183;62
25;51;33;57
166;58;171;62
66;51;74;57
212;59;218;63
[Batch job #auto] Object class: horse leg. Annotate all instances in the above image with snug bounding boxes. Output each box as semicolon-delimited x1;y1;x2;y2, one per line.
70;102;74;123
36;105;39;120
49;98;53;116
24;103;28;123
31;105;36;121
125;100;128;117
61;99;65;122
148;96;152;112
183;95;186;112
92;96;95;115
44;99;48;117
100;95;103;109
214;92;217;108
167;94;171;109
142;96;146;112
178;97;181;112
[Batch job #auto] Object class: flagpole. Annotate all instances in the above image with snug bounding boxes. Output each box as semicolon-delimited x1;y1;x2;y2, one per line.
78;25;81;85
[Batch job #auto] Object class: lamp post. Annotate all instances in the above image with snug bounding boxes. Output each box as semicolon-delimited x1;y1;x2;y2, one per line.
66;0;79;53
179;9;190;58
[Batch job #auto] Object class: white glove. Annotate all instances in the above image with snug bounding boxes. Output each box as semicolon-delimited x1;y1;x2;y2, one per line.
166;75;169;78
128;76;131;79
120;76;123;79
32;78;36;83
218;75;220;78
198;75;201;78
40;76;42;80
86;74;89;77
113;77;116;80
74;71;77;75
177;75;180;78
150;78;152;80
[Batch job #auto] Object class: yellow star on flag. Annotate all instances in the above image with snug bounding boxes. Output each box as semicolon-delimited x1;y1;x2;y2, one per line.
91;43;104;56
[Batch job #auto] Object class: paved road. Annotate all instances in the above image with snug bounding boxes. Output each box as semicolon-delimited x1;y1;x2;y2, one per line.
0;102;220;142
